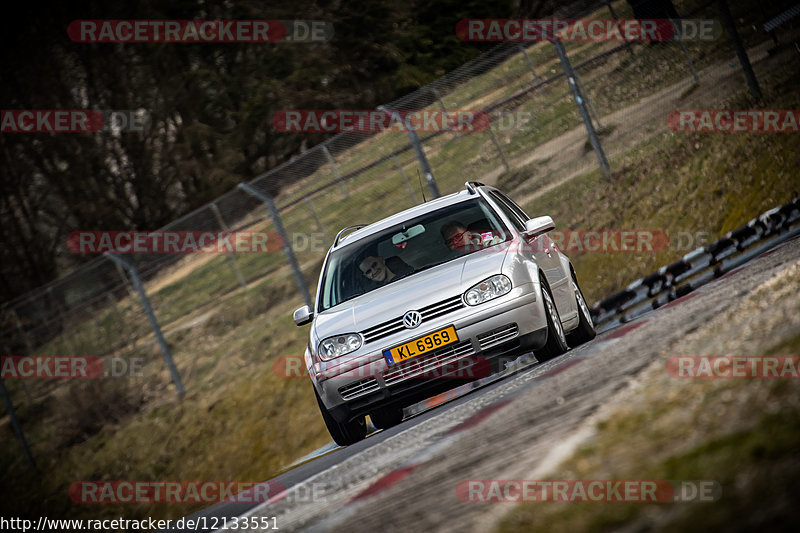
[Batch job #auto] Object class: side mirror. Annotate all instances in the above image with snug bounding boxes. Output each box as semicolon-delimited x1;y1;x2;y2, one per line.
523;216;555;237
293;305;313;326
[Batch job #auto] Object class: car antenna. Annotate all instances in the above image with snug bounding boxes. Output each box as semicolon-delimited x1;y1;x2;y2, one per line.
417;168;427;203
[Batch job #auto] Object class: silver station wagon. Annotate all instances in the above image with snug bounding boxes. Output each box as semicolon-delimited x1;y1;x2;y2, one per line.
293;182;595;445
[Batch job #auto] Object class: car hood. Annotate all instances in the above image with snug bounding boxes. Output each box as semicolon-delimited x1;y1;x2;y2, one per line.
314;248;509;337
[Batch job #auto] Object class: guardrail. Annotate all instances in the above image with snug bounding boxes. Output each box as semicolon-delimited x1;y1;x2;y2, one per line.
590;198;800;333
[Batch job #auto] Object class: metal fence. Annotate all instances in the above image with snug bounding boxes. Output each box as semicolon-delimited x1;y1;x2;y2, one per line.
1;0;794;465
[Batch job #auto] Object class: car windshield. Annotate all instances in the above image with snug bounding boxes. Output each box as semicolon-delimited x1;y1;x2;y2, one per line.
319;198;511;311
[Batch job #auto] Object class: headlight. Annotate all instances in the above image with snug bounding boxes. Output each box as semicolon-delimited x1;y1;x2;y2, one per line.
464;274;512;306
319;333;362;360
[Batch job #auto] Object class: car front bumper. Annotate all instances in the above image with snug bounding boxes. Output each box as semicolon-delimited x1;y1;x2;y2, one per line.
315;283;549;423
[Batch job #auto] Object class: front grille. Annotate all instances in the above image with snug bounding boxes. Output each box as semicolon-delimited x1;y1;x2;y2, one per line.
477;323;519;350
361;295;464;344
338;377;380;401
382;341;474;387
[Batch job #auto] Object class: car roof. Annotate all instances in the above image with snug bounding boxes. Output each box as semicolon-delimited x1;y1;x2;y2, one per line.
333;185;492;250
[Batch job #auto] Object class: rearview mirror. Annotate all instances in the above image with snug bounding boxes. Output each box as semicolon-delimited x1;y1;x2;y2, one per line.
391;224;425;245
293;305;313;326
523;216;555;237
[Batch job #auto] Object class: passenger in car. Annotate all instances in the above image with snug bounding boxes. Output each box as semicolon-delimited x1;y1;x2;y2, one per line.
441;220;503;252
358;254;413;285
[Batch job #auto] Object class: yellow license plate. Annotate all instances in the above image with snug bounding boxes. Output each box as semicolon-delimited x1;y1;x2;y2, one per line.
383;325;459;365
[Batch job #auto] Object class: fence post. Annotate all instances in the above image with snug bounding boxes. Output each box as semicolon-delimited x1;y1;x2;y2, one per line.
3;323;34;407
572;70;603;130
552;40;611;179
8;311;35;405
486;122;510;172
304;196;329;239
322;144;349;197
47;286;79;356
606;1;634;56
10;309;33;356
409;128;441;199
0;372;36;469
377;106;440;199
210;202;248;290
103;253;185;397
717;0;762;101
671;20;700;84
113;261;137;298
518;44;547;95
237;183;313;308
431;87;447;111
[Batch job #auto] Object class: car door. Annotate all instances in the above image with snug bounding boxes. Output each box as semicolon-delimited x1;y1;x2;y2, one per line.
485;189;575;320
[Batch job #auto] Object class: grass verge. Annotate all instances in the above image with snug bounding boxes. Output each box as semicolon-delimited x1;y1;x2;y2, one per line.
498;264;800;532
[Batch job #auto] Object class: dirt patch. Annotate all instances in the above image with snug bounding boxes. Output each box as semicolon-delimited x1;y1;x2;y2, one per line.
508;39;778;207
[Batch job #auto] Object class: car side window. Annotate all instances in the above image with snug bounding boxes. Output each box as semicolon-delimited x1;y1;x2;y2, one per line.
494;190;531;224
486;191;525;231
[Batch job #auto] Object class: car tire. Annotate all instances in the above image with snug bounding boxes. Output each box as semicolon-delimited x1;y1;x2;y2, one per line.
370;406;404;430
566;272;596;347
536;279;568;361
314;385;367;446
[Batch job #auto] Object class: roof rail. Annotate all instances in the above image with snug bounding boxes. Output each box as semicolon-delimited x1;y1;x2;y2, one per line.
334;225;367;247
465;181;486;194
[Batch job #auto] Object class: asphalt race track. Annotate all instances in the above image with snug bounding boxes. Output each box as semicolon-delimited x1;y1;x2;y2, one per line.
168;235;800;532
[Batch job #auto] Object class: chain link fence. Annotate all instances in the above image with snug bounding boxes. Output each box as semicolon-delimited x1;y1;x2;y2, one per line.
2;0;797;465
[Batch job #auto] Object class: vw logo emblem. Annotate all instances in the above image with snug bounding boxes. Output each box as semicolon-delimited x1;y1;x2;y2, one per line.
402;310;422;329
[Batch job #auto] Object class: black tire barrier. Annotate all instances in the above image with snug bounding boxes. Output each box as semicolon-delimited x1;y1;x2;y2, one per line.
590;198;800;331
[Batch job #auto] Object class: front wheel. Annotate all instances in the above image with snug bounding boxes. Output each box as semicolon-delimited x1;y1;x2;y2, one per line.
566;273;596;347
313;385;367;446
535;280;568;361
